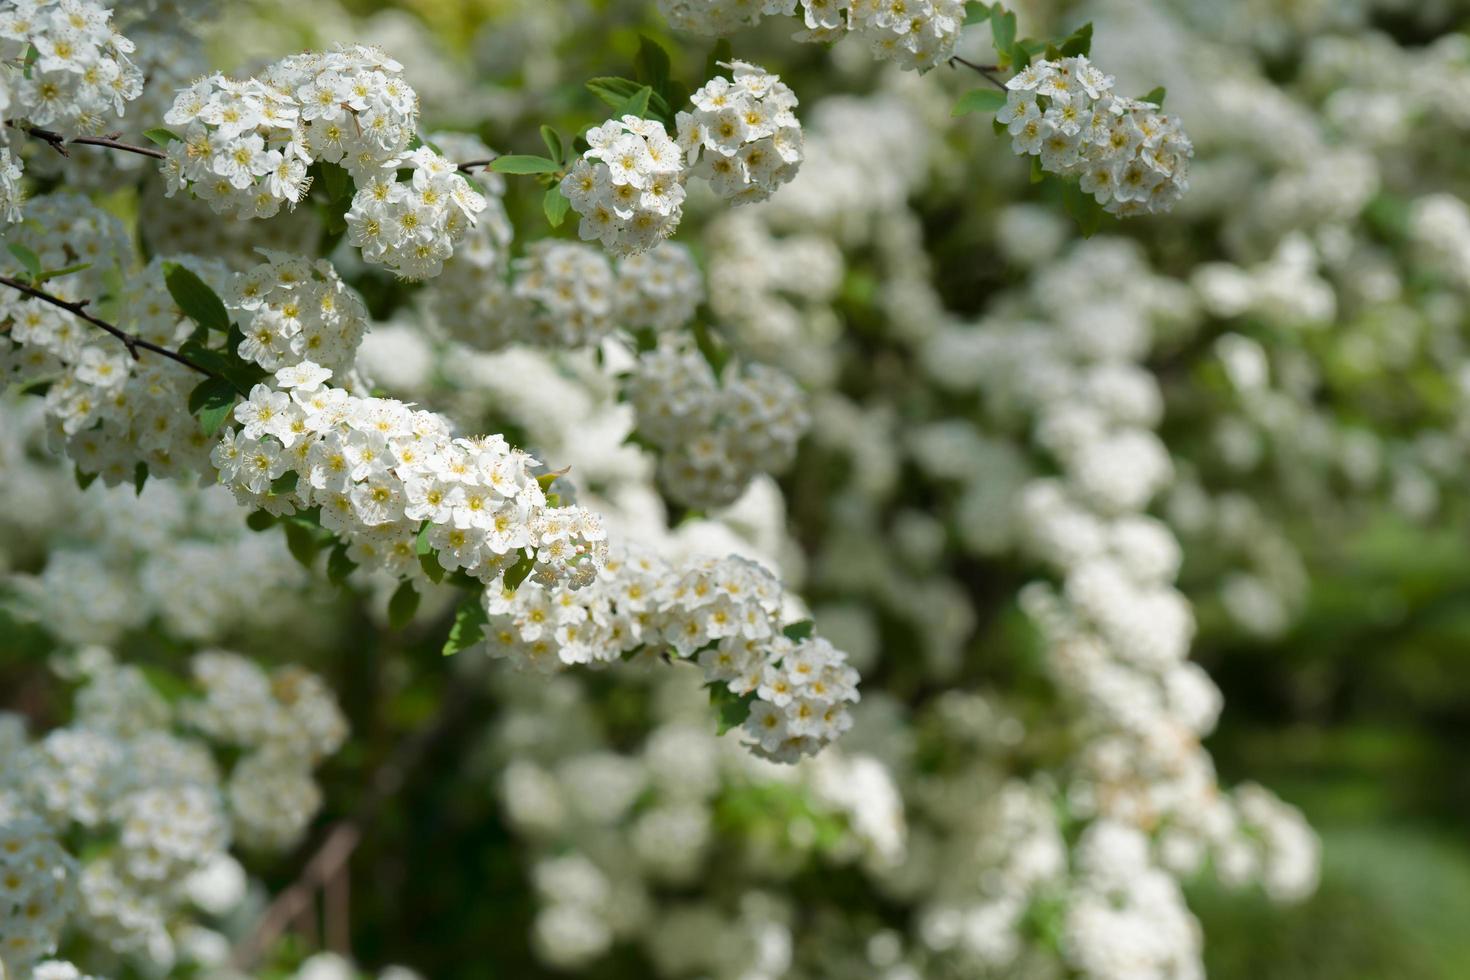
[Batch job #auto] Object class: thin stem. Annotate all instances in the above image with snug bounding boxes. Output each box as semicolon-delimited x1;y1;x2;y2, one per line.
949;56;1009;91
10;119;492;176
0;275;216;377
7;121;166;160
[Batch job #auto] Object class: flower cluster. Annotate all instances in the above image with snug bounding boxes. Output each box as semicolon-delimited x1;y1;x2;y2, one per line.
161;44;408;214
214;365;608;591
0;0;144;220
0;649;344;975
655;0;966;72
0;196;227;486
6;471;311;647
418;134;518;349
655;0;793;36
836;0;968;73
183;651;347;851
677;62;803;205
0;815;75;973
627;337;809;509
614;243;704;333
505;241;618;349
481;547;859;762
430;241;703;353
562;115;687;256
997;56;1193;216
227;251;370;375
1060;820;1205;980
344;146;488;279
160;45;486;277
481;666;898;974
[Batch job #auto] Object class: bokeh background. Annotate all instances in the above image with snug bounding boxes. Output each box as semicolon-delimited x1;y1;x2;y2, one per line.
7;0;1470;977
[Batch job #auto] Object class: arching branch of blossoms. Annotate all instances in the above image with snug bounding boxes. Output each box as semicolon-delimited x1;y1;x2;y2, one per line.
0;274;218;376
5;121;167;160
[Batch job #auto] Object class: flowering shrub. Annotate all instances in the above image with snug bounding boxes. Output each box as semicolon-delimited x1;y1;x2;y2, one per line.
9;0;1464;978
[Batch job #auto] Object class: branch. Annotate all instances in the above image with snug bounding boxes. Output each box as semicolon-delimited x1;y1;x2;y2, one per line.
0;275;216;377
7;121;166;160
949;56;1009;91
10;119;492;180
231;666;485;969
455;157;498;174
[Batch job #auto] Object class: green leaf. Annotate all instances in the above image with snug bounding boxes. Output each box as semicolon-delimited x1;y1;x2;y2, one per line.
443;595;489;656
635;35;672;95
388;580;420;630
187;376;237;437
615;84;654;120
536;468;569;493
586;77;672;122
543;186;571;228
133;462;149;495
419;552;445;584
708;683;756;735
287;507;321;528
953;88;1008;116
1139;86;1166;108
1030;155;1044;184
1009;39;1030;71
503;551;536;592
1062;181;1106;238
705;38;733;81
163;262;230;333
176;336;268;397
631;326;658;354
1059;21;1092;57
539;125;565;166
327;541;357;586
7;243;42;280
965;2;992;25
270;471;299;495
489;154;562;175
692;322;730;382
142;127;181;147
139;665;193;704
16;376;52;397
74;467;97;491
315;160;354;203
283;519;320;568
246;510;277;532
990;6;1017;64
587;75;644;105
36;262;91;283
782;620;815;642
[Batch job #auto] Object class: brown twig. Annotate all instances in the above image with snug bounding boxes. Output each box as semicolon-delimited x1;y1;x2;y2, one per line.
949;56;1009;91
7;121;166;160
455;157;498;173
11;119;493;177
231;668;485;969
0;274;216;376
